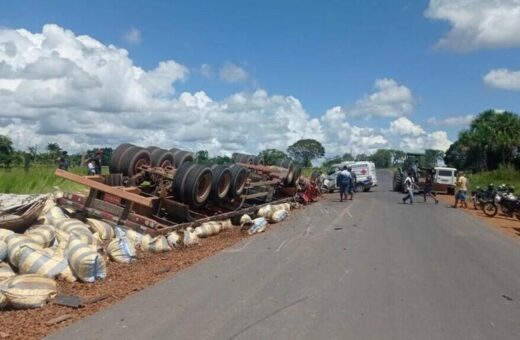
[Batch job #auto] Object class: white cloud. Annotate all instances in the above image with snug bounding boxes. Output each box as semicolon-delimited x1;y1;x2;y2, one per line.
388;117;425;136
219;63;248;83
483;68;520;90
122;27;142;45
200;63;212;78
343;78;413;119
399;131;452;152
0;24;451;160
425;0;520;51
427;114;474;125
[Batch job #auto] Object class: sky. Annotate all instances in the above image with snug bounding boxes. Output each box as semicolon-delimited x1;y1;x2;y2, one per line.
0;0;519;158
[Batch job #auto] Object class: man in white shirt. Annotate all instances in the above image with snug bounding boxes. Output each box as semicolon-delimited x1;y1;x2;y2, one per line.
402;171;415;205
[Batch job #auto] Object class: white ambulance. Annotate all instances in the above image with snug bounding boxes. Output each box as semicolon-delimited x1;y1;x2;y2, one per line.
323;161;378;192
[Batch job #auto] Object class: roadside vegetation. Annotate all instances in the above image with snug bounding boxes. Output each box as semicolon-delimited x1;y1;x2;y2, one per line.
467;166;520;191
0;166;87;194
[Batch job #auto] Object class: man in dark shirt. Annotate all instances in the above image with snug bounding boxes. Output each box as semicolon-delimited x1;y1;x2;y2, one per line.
57;151;69;170
93;150;102;174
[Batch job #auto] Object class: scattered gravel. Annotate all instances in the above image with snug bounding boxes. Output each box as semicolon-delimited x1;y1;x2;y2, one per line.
0;228;248;340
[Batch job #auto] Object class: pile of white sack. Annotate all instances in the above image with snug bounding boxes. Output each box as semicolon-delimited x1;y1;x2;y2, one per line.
242;203;292;235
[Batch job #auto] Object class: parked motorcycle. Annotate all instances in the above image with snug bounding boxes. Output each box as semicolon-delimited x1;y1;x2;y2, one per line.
482;185;520;219
471;185;495;210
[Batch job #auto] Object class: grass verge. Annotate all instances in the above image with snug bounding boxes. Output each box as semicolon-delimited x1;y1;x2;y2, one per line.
0;167;87;194
468;166;520;191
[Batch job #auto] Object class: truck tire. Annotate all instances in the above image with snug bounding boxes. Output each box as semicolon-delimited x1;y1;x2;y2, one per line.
210;165;232;202
151;149;175;168
146;146;160;153
120;148;151;177
116;145;139;174
183;165;212;207
253;156;264;166
109;143;135;174
355;183;364;193
229;165;248;199
173;150;194;168
289;166;301;186
172;162;198;201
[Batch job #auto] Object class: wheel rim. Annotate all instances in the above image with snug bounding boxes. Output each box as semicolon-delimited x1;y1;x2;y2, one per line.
195;172;212;203
234;170;247;196
217;172;231;198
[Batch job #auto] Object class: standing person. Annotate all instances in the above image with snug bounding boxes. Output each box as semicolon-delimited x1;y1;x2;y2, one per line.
336;165;351;202
347;166;356;200
453;171;468;208
57;151;69;170
423;175;439;204
87;159;96;175
93;149;103;175
402;171;415;205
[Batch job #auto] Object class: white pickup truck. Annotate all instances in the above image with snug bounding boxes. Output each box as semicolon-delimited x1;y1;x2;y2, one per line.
322;161;378;193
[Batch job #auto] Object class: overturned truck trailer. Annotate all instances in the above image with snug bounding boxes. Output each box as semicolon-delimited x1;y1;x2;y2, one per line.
55;144;301;236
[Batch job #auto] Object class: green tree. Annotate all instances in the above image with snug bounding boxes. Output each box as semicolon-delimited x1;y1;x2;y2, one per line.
322;156;343;169
390;150;406;166
259;149;288;165
342;153;354;161
424;149;445;167
195;150;209;163
0;135;14;167
368;149;392;168
355;153;369;161
287;139;325;167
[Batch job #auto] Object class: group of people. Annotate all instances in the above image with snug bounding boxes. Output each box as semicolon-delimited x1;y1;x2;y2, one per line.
86;150;103;175
402;170;439;205
336;165;357;202
401;170;468;206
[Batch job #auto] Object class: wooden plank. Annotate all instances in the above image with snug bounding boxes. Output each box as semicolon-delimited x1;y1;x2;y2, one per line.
85;175;105;183
55;169;154;208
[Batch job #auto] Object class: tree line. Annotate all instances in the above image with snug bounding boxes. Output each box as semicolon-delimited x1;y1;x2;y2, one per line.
444;110;520;171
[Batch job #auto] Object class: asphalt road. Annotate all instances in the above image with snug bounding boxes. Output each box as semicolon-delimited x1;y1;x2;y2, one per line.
49;170;520;340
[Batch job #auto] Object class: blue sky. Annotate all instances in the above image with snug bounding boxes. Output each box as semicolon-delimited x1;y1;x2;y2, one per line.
0;0;519;156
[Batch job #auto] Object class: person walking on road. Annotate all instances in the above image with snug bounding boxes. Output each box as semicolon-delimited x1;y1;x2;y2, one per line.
336;165;352;202
402;171;415;205
348;166;357;199
423;175;439;204
453;171;469;208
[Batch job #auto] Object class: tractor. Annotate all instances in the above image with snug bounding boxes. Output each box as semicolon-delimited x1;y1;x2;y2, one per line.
392;153;424;192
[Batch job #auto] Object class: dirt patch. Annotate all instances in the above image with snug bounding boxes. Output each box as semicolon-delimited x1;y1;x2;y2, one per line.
437;194;520;240
0;228;248;340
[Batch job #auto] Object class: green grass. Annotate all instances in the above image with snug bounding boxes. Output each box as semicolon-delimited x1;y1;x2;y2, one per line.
468;166;520;191
0;166;88;194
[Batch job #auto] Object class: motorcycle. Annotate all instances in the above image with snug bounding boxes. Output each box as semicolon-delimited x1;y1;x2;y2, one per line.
471;185;495;210
482;185;520;219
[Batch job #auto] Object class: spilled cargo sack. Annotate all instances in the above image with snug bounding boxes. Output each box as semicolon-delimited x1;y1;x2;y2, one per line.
1;274;58;309
248;217;268;235
6;234;42;267
66;237;106;283
271;203;291;212
268;209;289;223
183;227;200;247
55;218;88;231
42;206;67;226
257;205;272;218
17;245;76;282
86;218;115;240
0;228;14;242
107;237;136;263
115;226;144;248
55;227;100;248
0;240;6;261
166;231;181;249
141;235;171;253
25;225;56;247
194;219;233;238
240;214;252;227
0;285;6;308
0;262;15;282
